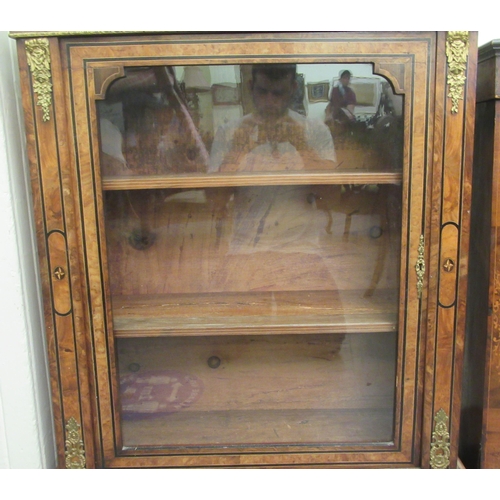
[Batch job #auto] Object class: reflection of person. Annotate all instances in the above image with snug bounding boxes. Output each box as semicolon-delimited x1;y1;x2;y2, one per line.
100;66;210;175
326;70;357;125
209;64;336;172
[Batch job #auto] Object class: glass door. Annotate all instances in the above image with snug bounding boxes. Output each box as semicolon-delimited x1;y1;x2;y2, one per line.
96;61;404;450
63;29;437;466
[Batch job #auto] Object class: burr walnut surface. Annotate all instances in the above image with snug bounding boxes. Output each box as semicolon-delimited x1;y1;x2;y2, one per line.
12;31;477;468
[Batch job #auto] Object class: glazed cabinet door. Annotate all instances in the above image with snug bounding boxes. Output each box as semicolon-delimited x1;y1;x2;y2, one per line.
16;31;475;468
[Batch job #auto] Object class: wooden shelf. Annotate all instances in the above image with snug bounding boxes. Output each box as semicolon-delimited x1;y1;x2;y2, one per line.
117;332;397;448
111;289;399;337
102;170;403;191
121;408;395;449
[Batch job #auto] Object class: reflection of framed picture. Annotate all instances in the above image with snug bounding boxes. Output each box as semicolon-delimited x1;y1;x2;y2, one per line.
307;82;330;103
212;84;241;105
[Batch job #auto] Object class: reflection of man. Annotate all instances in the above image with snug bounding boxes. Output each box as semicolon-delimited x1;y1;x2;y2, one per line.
209;64;336;172
326;70;357;124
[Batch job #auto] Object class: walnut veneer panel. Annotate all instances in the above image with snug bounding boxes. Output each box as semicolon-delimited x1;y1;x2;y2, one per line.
460;40;500;469
12;31;477;468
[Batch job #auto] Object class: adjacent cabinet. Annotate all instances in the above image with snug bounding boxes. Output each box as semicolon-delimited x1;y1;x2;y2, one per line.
11;31;477;468
460;40;500;469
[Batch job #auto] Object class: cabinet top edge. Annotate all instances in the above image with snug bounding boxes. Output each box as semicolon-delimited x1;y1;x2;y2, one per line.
8;31;178;39
478;39;500;62
9;30;472;39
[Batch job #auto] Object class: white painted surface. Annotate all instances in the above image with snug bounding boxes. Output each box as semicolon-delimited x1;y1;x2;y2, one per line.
0;31;55;469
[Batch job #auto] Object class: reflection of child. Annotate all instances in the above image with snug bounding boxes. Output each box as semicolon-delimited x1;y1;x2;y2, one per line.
326;70;357;125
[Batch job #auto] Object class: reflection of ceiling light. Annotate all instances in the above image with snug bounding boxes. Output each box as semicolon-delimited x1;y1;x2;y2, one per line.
184;67;211;92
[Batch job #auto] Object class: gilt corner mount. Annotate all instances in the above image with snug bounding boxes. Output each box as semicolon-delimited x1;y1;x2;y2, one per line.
446;31;469;114
25;38;52;122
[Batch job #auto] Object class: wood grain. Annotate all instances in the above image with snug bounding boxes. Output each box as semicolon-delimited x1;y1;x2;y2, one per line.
460;40;500;469
117;332;396;448
111;290;398;337
12;30;477;468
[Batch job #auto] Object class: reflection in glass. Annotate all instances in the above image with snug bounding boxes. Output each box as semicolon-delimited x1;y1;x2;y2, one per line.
98;62;404;451
104;184;401;448
97;63;403;177
117;332;397;447
209;64;336;172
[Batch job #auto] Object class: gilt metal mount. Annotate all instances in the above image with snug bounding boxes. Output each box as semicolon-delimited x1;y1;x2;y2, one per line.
25;38;53;122
415;235;425;299
65;417;86;469
430;409;451;469
446;31;469;114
